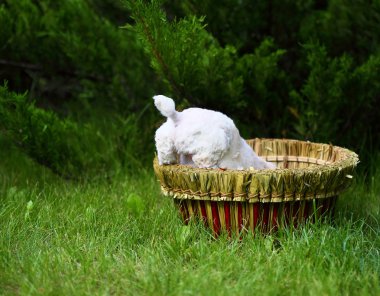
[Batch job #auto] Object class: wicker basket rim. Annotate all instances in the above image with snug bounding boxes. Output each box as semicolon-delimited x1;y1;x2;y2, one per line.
154;138;359;175
153;138;359;202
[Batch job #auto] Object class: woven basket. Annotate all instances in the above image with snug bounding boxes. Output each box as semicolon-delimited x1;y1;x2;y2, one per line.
153;138;359;236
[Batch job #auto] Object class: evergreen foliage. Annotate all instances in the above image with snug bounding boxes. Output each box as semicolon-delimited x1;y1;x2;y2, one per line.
0;0;379;176
0;85;150;178
128;0;290;136
129;0;380;154
0;0;154;110
291;45;380;148
0;84;110;177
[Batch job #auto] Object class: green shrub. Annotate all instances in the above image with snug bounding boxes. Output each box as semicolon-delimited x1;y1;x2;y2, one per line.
0;0;155;111
128;0;290;137
1;0;379;176
290;44;380;148
0;84;108;177
0;0;159;177
0;84;155;178
128;0;380;165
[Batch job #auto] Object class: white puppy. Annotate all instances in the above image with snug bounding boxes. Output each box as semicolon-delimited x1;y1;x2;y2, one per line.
154;95;276;170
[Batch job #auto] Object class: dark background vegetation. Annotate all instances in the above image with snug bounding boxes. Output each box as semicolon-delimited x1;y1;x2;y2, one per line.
0;0;379;178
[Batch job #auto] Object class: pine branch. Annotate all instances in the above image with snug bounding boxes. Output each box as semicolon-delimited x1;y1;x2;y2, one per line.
131;6;184;99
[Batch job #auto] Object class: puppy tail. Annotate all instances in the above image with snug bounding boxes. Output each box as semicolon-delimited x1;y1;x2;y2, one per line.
153;95;179;121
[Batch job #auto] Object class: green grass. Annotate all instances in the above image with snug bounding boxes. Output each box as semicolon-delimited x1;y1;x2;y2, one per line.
1;137;380;295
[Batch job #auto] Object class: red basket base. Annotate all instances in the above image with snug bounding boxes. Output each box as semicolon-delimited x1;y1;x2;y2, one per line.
174;197;337;237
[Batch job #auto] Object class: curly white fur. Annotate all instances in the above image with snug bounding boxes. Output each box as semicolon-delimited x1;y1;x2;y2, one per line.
154;95;276;170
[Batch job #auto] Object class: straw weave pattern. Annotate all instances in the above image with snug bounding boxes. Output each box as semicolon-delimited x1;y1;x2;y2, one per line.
153;139;359;203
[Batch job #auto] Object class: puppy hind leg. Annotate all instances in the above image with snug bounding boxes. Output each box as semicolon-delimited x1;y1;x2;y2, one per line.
155;121;177;165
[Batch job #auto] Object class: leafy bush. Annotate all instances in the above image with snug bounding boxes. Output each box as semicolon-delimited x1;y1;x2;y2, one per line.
0;84;109;177
291;44;380;146
129;0;380;162
0;84;154;178
128;0;290;136
0;0;159;177
0;0;155;111
1;0;379;176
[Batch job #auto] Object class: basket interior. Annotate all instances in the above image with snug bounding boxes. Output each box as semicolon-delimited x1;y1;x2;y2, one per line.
247;138;345;169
